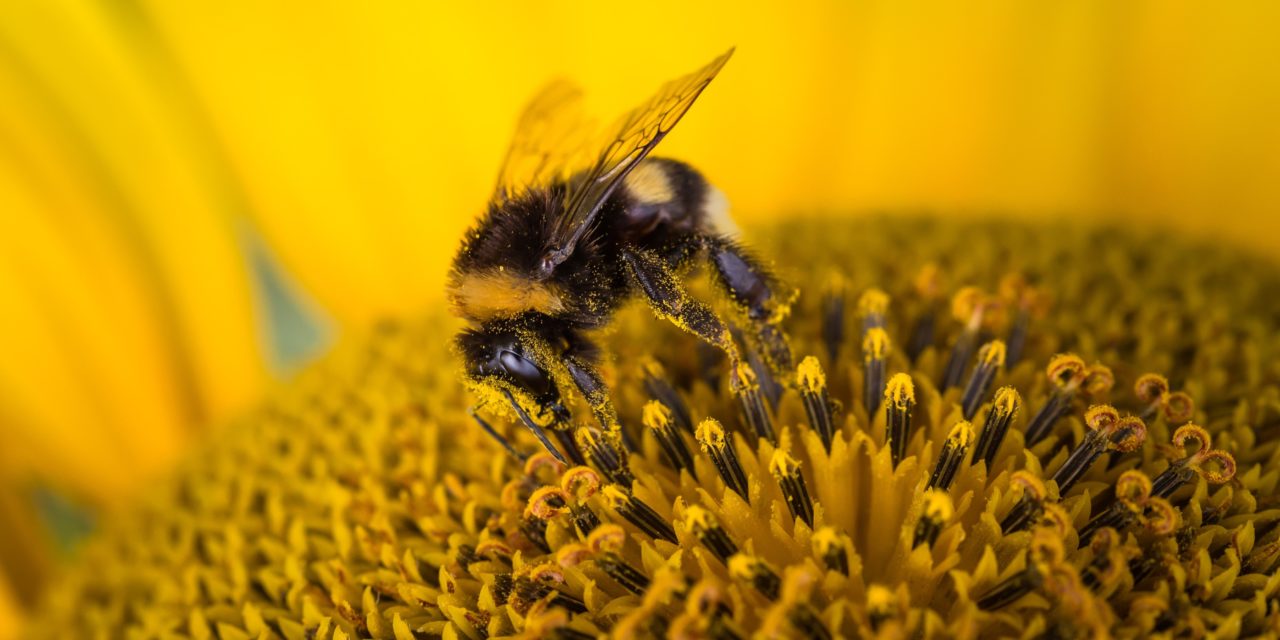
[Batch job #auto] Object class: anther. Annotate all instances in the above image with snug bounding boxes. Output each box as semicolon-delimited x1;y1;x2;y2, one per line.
862;328;891;417
731;363;775;443
602;485;678;544
696;418;750;502
769;449;815;528
1078;470;1153;543
912;490;954;549
797;356;837;450
927;420;974;491
728;554;781;601
866;585;897;631
960;340;1006;420
641;360;693;433
812;527;850;575
1023;354;1087;446
940;287;992;391
643;401;696;477
884;374;916;468
683;505;739;562
970;386;1021;467
576;427;634;488
821;274;846;363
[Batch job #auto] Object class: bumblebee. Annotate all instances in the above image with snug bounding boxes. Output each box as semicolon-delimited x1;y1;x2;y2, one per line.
448;50;794;463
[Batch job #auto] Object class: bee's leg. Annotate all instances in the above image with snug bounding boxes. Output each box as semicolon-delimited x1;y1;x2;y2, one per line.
622;247;743;368
468;405;529;462
699;235;795;375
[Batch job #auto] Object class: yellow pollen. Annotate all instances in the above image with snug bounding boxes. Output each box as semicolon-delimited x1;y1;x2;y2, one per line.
1084;404;1120;431
731;362;759;391
601;484;631;509
683;505;716;532
812;527;842;554
695;418;728;451
946;420;975;447
642;400;674;431
857;288;890;317
796;356;827;393
921;490;954;522
978;339;1007;367
1046;353;1086;387
885;373;915;409
586;523;626;554
866;585;896;615
862;327;891;362
992;386;1021;415
769;449;801;477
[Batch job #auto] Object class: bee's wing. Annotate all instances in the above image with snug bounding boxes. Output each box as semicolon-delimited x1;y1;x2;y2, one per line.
492;79;593;202
544;49;733;269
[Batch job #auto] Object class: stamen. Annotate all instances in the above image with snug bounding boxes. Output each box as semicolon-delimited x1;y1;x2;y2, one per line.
576;427;634;488
525;486;571;521
926;420;974;491
731;363;775;443
960;340;1006;420
643;400;696;477
512;566;587;614
602;485;678;543
940;287;991;391
907;263;940;362
999;471;1048;533
696;418;750;502
821;274;846;363
561;467;603;536
862;328;891;417
884;374;916;468
1051;407;1146;496
1023;354;1086;446
866;585;897;631
1078;470;1151;543
728;554;781;600
857;288;890;332
585;525;650;595
797;356;837;450
641;360;693;433
769;449;815;528
812;527;850;575
912;490;954;549
999;274;1045;366
970;386;1021;467
601;486;680;542
683;505;739;562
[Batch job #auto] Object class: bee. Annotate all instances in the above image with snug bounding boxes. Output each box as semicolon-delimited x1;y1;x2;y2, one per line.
448;49;794;463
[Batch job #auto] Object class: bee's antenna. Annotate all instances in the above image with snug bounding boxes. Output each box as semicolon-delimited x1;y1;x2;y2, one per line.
502;389;569;464
468;405;528;462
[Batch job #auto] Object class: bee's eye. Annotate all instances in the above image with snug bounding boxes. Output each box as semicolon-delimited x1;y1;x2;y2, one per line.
499;349;551;396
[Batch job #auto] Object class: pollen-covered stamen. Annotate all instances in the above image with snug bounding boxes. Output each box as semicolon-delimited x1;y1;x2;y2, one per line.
641;360;693;433
912;490;954;549
821;274;846;363
696;418;750;502
602;485;677;543
1079;528;1130;592
1051;407;1146;496
561;467;603;535
581;525;651;596
1134;373;1170;421
978;527;1066;610
1023;354;1087;446
770;449;815;528
643;400;696;477
884;373;916;468
1150;424;1237;497
907;263;941;362
526;486;571;521
862;328;891;417
1079;470;1153;544
926;420;974;491
1162;391;1195;424
970;386;1021;467
812;527;850;575
731;363;775;443
684;505;739;562
512;565;588;615
1000;274;1044;367
576;427;634;488
961;340;1006;420
675;582;738;640
728;554;781;601
858;288;890;333
1080;364;1115;401
797;356;837;450
999;471;1048;533
940;287;992;391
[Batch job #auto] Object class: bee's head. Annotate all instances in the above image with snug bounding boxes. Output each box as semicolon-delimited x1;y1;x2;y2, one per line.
456;322;567;422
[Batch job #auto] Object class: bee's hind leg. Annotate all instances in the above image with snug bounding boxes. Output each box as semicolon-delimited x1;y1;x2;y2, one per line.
623;247;743;370
699;235;796;375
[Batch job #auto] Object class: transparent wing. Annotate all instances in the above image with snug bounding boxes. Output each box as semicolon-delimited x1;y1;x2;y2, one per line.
492;79;592;202
542;49;734;270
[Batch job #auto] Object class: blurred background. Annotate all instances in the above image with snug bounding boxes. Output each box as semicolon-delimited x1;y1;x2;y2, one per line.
1;0;1278;634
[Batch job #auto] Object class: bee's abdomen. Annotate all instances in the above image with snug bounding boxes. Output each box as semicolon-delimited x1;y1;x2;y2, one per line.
618;158;722;242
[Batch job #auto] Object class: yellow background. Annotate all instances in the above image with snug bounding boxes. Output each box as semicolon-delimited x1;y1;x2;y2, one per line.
1;0;1279;630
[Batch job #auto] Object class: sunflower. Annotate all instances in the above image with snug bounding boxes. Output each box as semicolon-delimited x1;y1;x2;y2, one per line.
30;217;1280;638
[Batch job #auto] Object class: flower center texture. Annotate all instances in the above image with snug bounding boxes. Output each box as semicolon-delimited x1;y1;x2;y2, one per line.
37;217;1280;639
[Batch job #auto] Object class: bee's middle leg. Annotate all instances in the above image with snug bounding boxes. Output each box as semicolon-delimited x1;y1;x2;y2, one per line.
698;235;795;374
622;246;743;368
